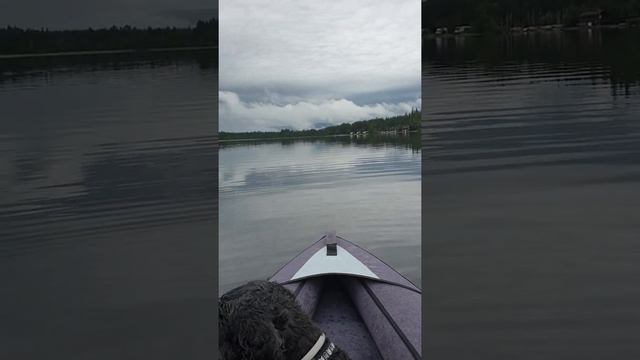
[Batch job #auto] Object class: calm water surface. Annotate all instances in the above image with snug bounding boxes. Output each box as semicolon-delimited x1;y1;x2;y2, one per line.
0;51;217;359
423;30;640;359
219;137;421;294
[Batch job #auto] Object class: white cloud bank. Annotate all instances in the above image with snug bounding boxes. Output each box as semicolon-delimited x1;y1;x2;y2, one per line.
220;91;421;132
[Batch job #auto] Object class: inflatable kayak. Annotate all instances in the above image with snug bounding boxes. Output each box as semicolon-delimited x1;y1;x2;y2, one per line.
269;232;421;360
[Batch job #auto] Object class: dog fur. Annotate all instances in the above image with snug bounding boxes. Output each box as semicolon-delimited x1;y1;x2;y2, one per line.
219;280;350;360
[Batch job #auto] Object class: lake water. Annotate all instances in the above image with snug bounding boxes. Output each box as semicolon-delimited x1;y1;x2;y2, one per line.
219;136;421;294
0;50;218;359
423;30;640;358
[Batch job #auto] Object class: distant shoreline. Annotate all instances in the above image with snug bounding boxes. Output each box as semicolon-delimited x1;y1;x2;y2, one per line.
0;46;218;59
220;111;421;142
218;132;418;143
424;25;640;39
219;134;352;143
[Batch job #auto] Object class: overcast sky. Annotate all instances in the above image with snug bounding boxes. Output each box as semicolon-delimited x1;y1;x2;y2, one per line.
0;0;216;29
220;0;421;132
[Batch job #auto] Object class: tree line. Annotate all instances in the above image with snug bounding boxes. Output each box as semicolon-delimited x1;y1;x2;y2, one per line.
220;109;421;141
0;18;217;54
423;0;640;32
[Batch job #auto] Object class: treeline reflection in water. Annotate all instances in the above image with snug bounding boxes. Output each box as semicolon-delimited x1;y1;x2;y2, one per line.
1;51;218;359
220;133;420;152
423;30;640;174
422;30;640;359
425;30;640;94
1;48;217;82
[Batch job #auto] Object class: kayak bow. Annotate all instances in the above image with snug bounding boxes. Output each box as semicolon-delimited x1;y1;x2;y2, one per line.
269;232;421;360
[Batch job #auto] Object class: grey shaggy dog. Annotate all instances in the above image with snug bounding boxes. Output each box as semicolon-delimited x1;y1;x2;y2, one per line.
219;280;350;360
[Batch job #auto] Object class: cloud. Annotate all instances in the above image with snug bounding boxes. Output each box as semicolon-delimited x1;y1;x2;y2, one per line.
220;0;420;94
220;91;421;132
219;0;421;130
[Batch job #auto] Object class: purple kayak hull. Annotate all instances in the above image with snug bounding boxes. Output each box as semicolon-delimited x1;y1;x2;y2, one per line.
270;233;421;360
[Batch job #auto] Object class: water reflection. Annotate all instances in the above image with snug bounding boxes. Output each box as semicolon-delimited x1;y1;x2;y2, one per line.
423;31;640;359
219;138;421;293
0;49;217;83
220;133;420;151
0;52;217;359
2;136;217;255
424;30;640;92
423;31;640;176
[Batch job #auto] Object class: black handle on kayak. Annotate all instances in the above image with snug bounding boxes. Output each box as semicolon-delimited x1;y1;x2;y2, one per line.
325;230;338;256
